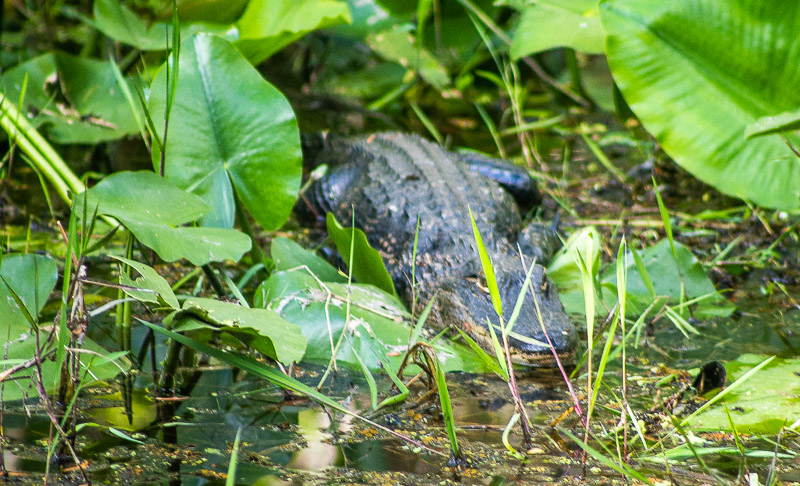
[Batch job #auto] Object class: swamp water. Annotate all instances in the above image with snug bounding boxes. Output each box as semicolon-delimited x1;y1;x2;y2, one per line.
3;272;799;485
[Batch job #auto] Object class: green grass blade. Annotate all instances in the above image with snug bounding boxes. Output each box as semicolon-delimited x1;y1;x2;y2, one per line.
141;319;347;411
375;354;409;409
410;101;443;145
352;348;379;410
452;327;506;377
109;57;148;150
452;326;506;377
502;412;525;459
468;207;502;317
226;427;242;486
560;428;654;485
505;258;538;335
629;243;656;298
652;177;677;260
581;128;627;183
474;102;506;157
486;317;509;379
409;294;436;347
434;356;460;458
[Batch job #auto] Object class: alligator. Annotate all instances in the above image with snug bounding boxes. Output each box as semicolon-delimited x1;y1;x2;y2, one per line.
300;132;577;366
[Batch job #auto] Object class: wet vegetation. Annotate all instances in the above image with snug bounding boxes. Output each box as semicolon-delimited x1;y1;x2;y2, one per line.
1;0;799;484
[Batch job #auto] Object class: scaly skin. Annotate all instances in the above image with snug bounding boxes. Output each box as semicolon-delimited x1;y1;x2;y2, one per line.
303;132;577;365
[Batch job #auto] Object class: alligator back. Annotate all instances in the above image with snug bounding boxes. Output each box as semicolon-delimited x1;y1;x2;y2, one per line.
306;133;523;299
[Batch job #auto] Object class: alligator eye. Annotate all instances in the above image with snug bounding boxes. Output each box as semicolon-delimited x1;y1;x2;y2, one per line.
464;275;490;294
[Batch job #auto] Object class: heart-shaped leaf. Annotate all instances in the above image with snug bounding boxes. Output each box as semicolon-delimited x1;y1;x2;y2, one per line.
602;0;800;209
0;254;57;323
511;0;605;58
176;296;307;364
74;171;251;266
234;0;352;65
0;53;140;143
149;33;302;230
93;0;233;51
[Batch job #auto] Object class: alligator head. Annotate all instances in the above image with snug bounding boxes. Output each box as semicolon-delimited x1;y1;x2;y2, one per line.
435;255;577;366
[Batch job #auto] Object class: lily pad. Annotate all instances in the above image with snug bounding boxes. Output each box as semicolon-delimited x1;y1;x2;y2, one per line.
602;0;800;209
149;33;302;230
74;171;251;266
690;354;800;434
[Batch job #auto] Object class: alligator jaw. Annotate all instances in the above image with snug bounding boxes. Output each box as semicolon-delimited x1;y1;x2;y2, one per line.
435;261;578;367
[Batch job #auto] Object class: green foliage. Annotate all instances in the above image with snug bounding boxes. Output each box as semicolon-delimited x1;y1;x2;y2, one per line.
0;53;141;143
171;297;307;365
235;0;352;65
0;253;128;402
271;236;347;283
148;34;302;230
112;256;180;310
73;171;251;266
0;254;57;320
550;228;733;320
691;354;800;434
604;240;734;319
326;213;396;296
256;237;492;372
365;25;451;90
602;0;800;209
114;256;307;365
510;0;605;59
93;0;348;65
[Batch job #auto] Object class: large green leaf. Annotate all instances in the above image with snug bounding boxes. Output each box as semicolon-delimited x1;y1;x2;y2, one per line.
256;270;491;373
365;25;451;90
602;239;734;319
74;171;251;266
173;297;307;365
0;254;128;403
326;213;396;296
271;236;347;283
93;0;233;51
234;0;352;65
149;33;302;230
258;237;491;372
601;0;800;209
690;354;800;434
511;0;605;58
0;254;57;320
0;53;140;143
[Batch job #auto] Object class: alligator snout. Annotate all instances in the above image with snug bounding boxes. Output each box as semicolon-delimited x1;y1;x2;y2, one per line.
437;256;577;366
